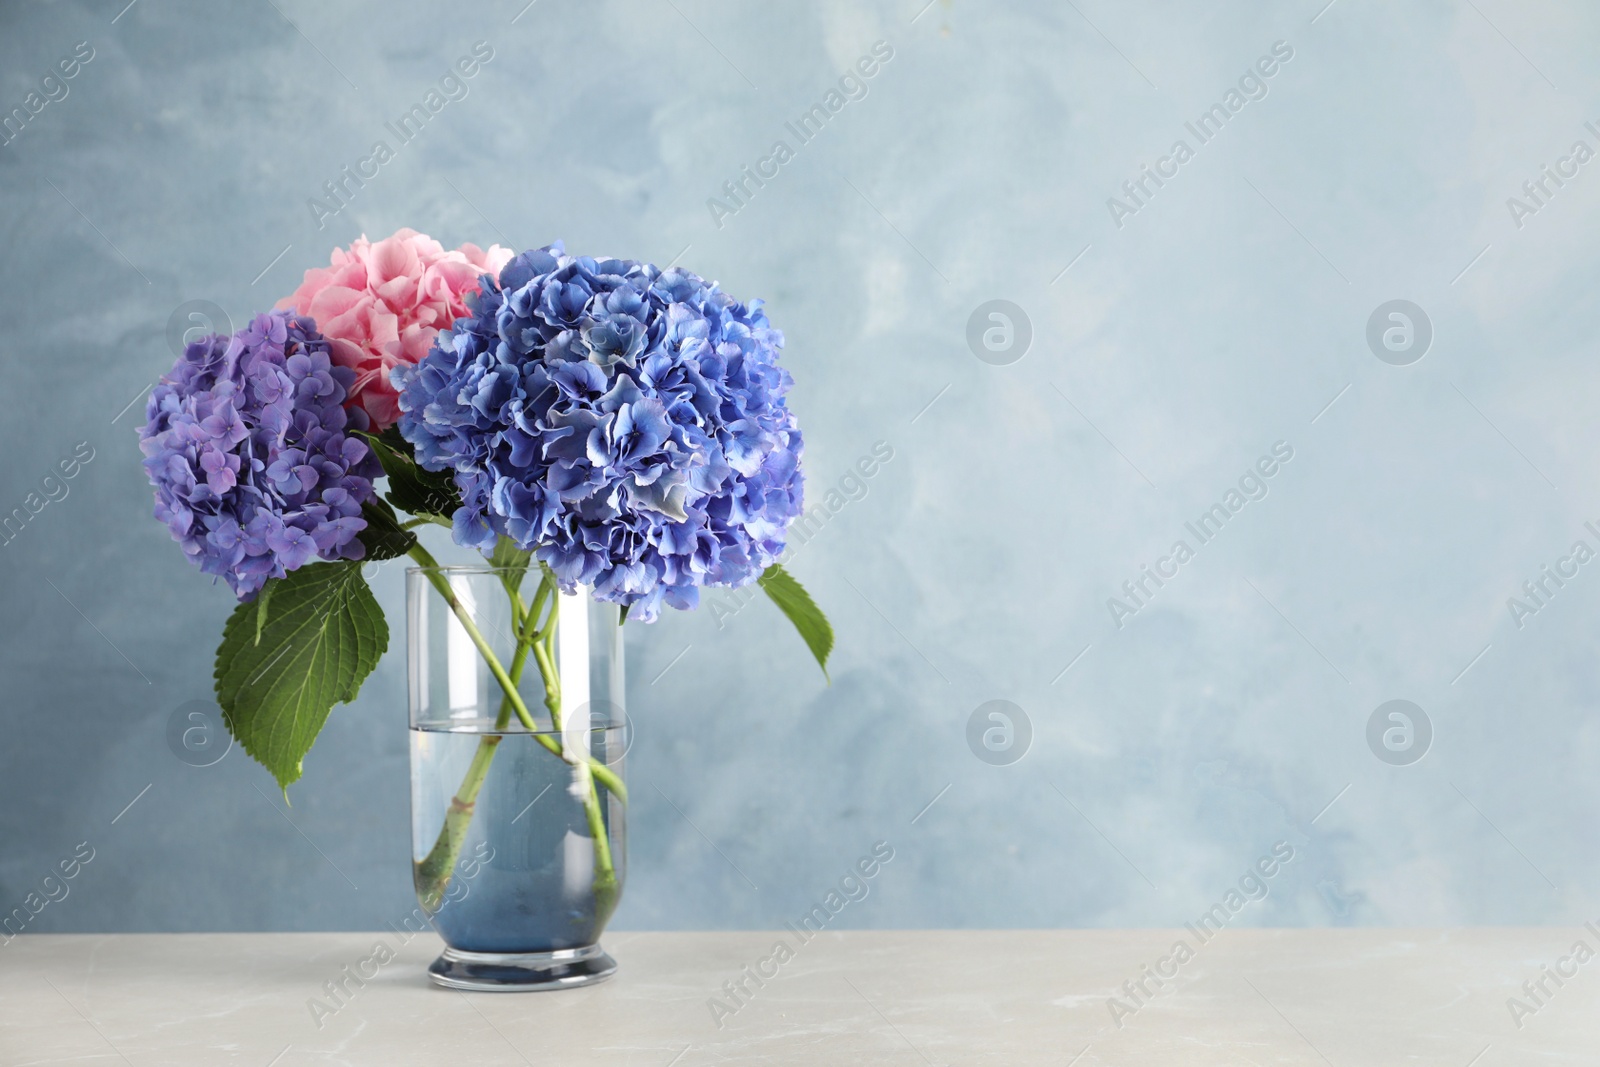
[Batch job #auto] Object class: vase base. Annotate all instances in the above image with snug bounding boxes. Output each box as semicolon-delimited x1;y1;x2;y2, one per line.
427;943;617;992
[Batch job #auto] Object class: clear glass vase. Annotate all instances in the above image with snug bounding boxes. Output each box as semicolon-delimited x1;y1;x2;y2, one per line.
407;564;627;991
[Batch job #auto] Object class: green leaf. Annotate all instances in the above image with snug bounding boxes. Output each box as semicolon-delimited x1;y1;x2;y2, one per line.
490;534;531;575
358;496;417;561
757;564;833;681
214;562;389;791
358;427;462;519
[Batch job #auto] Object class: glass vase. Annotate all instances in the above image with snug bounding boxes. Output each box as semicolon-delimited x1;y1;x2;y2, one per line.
407;564;627;991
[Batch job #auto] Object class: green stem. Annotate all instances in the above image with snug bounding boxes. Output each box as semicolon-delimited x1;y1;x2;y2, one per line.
531;633;560;718
409;544;624;916
406;544;625;799
413;731;503;912
494;582;542;730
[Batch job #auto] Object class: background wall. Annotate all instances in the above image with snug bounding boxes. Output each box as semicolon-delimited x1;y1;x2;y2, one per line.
3;0;1599;936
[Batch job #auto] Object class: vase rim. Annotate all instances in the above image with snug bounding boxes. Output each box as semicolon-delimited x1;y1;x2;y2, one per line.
405;564;537;574
411;721;627;736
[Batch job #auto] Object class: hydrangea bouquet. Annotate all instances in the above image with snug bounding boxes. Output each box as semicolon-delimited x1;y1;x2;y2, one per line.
141;231;830;920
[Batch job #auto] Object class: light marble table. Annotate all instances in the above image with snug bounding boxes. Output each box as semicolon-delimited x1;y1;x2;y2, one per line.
0;929;1593;1064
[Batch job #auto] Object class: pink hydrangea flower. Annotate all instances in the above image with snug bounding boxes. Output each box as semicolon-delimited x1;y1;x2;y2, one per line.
277;229;512;430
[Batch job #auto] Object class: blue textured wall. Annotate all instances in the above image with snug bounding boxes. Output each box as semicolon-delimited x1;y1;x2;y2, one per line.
2;0;1597;935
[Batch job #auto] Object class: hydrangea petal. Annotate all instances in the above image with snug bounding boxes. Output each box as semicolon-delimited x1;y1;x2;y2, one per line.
139;312;380;600
395;243;804;622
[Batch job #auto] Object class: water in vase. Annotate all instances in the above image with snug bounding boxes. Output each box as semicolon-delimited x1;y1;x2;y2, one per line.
410;721;627;955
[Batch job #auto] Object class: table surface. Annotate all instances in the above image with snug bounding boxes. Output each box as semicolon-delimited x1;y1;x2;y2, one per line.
0;929;1592;1064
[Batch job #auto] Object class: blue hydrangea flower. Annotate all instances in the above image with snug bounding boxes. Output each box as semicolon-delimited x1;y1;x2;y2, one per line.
394;244;804;622
139;311;380;600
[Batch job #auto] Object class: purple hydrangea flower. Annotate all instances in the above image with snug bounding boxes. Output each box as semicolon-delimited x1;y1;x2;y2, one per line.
139;311;380;600
394;244;804;622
